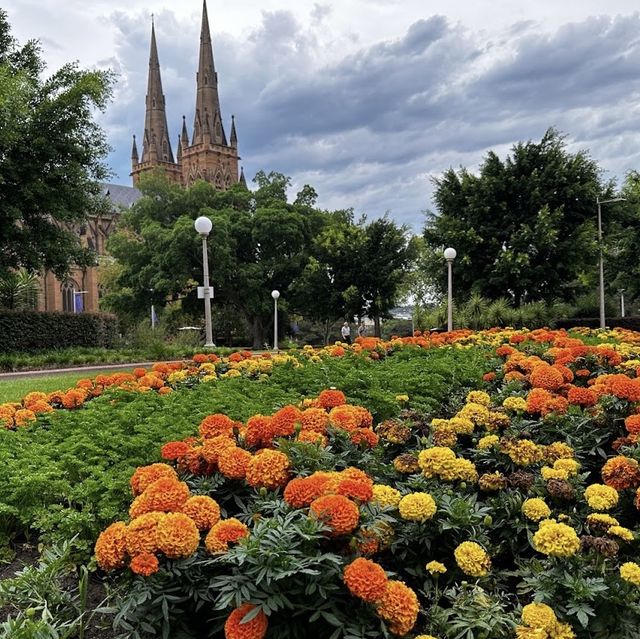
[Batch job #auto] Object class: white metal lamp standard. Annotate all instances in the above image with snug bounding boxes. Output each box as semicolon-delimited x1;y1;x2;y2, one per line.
272;290;280;352
194;215;215;348
443;247;457;332
596;197;626;329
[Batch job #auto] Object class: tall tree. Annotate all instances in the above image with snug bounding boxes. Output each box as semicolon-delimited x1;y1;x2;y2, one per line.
423;129;603;305
0;10;113;278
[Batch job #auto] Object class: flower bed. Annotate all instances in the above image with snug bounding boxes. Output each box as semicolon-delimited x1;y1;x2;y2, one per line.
88;328;640;638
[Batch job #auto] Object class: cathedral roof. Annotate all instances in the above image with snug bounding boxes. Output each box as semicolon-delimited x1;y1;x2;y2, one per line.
101;183;142;209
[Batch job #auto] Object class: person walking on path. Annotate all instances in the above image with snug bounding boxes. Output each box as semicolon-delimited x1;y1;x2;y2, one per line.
341;321;351;345
357;322;366;339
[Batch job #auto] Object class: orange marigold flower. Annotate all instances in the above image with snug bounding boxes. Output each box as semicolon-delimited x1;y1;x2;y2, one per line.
329;405;361;431
156;512;200;559
245;449;290;489
270;405;302;438
624;414;640;436
353;405;374;428
218;446;253;480
351;428;379;448
129;477;190;518
483;372;497;382
530;365;564;391
602;456;640;490
310;494;360;536
61;388;87;409
125;511;165;555
27;400;54;414
317;389;347;409
193;353;208;364
300;407;329;433
182;495;221;530
567;386;598;407
205;518;249;553
138;374;165;389
526;388;553;414
161;441;190;460
199;413;236;439
95;521;128;571
575;368;591;377
224;603;268;639
297;430;328;446
284;477;323;508
496;345;516;357
158;386;172;395
130;551;159;576
130;463;178;496
344;557;388;602
23;391;48;406
541;395;568;417
553;364;574;383
14;408;37;426
133;367;147;377
244;415;273;448
201;435;237;464
375;580;419;636
504;370;526;383
608;375;640;402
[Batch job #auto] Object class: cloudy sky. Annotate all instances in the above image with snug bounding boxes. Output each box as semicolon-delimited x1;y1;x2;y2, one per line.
6;0;640;229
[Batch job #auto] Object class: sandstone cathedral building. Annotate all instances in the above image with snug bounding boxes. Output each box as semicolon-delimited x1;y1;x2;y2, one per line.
131;0;245;189
37;1;242;313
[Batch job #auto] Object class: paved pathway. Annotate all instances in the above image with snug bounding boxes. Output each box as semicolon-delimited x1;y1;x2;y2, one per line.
0;361;158;381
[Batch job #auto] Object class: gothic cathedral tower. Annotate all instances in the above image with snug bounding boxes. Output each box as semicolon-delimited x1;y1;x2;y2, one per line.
131;1;244;189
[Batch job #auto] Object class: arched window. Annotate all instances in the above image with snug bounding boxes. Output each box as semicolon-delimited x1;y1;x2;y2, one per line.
61;280;78;313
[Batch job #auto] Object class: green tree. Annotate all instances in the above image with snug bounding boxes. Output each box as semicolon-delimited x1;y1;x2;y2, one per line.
0;9;113;278
423;129;604;305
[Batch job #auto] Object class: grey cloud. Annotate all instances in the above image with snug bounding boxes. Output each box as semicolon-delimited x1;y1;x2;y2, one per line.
99;8;640;231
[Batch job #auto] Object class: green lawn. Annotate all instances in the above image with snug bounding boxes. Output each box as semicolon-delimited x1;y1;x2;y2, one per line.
0;368;135;404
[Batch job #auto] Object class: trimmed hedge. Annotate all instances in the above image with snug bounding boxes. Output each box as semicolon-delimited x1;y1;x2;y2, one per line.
0;310;118;352
556;316;640;331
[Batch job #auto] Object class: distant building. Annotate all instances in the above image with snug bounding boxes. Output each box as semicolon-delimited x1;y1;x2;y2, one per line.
130;0;246;189
36;184;141;313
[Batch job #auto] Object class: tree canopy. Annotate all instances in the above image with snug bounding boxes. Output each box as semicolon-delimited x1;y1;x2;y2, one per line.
104;172;413;346
423;129;606;305
0;9;113;278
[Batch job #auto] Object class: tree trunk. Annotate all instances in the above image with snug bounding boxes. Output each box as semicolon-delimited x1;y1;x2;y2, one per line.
252;316;265;350
374;315;381;337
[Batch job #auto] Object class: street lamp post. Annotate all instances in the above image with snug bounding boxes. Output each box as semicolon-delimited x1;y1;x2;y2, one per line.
194;215;215;348
271;290;280;352
597;197;626;329
443;247;456;332
619;289;626;318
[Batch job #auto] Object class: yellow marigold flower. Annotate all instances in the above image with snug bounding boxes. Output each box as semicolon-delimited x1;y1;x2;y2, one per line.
454;541;491;577
515;627;547;638
541;466;569;481
608;525;634;541
533;520;580;557
503;439;544;466
553;458;580;477
553;622;576;639
586;513;618;530
487;411;511;430
398;492;437;522
415;636;439;639
449;416;475;435
522;498;551;522
425;560;446;574
521;602;557;630
478;434;499;450
620;562;640;586
418;446;456;477
544;442;575;462
372;485;402;508
466;390;491;406
430;418;450;430
395;394;409;402
458;402;491;426
584;484;619;511
502;396;527;412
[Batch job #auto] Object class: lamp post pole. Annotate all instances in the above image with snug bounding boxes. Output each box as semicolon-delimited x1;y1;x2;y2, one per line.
194;216;215;348
443;247;456;332
619;289;626;318
597;197;626;330
272;290;280;352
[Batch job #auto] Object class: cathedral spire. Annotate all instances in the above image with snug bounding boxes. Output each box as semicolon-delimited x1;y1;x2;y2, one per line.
140;19;174;164
239;166;247;188
181;115;189;148
230;115;238;148
131;135;139;164
192;0;226;146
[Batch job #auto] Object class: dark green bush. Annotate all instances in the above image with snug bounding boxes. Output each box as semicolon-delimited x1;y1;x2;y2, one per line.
0;311;118;352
